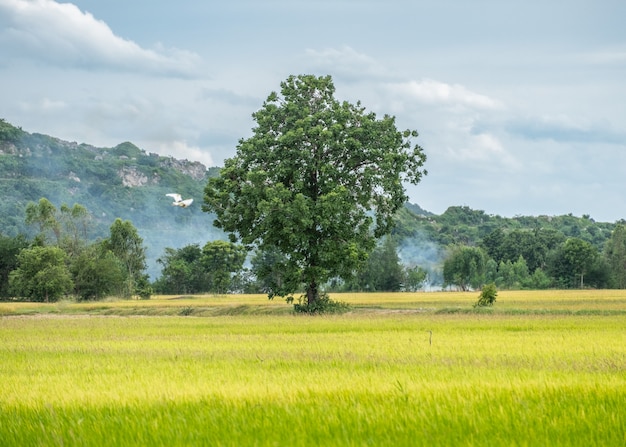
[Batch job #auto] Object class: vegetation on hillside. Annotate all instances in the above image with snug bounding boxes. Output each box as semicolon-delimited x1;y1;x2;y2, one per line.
0;118;224;279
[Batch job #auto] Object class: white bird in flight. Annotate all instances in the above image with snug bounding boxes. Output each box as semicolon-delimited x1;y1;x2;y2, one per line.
166;193;193;208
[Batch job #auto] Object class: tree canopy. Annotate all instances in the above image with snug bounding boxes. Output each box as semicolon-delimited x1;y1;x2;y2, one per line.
204;74;427;307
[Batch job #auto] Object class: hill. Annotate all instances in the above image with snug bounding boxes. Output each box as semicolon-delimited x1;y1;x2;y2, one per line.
0;119;224;279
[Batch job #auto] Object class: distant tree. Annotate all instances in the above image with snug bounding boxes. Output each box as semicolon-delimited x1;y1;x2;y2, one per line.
9;246;73;302
341;236;405;292
0;234;29;298
484;258;498;284
203;74;427;309
25;198;61;243
58;203;91;257
201;240;247;294
443;245;487;291
496;255;530;290
71;243;125;301
404;265;428;292
562;238;597;288
604;224;626;288
155;244;207;294
375;236;405;292
103;218;147;298
481;228;506;264
24;199;93;257
497;259;516;289
523;268;552;289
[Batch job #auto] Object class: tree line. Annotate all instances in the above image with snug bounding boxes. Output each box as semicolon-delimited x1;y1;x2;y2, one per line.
3;196;626;303
442;225;626;290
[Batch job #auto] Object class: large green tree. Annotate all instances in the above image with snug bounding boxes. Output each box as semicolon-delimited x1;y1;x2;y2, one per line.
203;74;427;307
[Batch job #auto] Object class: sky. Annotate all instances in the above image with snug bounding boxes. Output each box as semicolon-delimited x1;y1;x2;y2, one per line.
1;0;625;222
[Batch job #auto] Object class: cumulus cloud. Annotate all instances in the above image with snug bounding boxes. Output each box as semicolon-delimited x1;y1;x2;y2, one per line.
386;79;502;110
154;140;214;168
303;46;392;81
444;132;520;170
0;0;202;77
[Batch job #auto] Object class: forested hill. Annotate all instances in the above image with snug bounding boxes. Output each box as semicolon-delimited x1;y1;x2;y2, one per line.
0;119;224;278
0;119;619;281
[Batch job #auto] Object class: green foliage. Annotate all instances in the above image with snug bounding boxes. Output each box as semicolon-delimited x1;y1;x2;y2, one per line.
71;244;125;301
201;240;247;294
443;245;487;290
474;283;498;307
204;74;427;306
9;246;73;302
604;224;626;288
155;241;247;295
155;244;206;294
404;265;428;292
345;236;405;292
103;219;148;298
249;246;300;298
0;234;29;299
293;292;351;314
561;238;597;288
134;275;153;300
0;118;24;142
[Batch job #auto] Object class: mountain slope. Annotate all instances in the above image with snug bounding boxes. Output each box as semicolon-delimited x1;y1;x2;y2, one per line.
0;119;224;279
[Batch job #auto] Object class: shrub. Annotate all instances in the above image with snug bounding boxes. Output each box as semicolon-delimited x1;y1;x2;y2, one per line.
474;283;497;307
293;293;351;314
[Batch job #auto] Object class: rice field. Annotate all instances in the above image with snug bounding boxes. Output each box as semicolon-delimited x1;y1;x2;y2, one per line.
1;291;625;446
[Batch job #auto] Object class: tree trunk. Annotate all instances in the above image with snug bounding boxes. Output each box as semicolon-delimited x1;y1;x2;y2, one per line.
580;273;584;289
306;281;318;306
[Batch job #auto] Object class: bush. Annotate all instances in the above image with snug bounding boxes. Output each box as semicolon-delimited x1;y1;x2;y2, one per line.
474;283;497;308
293;293;351;314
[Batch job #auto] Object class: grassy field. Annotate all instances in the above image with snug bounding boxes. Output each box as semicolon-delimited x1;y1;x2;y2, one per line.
1;291;625;446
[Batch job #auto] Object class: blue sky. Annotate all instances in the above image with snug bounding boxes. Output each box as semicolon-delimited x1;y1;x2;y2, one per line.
1;0;625;221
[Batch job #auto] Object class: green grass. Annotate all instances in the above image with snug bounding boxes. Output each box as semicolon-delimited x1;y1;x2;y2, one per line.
1;292;626;445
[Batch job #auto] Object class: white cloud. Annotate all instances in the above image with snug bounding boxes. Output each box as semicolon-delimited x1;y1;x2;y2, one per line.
0;0;202;77
303;46;391;80
386;79;502;110
444;132;519;170
154;140;214;168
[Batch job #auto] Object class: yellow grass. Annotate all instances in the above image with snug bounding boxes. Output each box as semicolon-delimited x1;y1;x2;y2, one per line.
2;289;626;316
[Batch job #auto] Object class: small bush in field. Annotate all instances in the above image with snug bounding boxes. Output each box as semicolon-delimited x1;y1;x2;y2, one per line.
293;293;351;314
474;283;497;307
